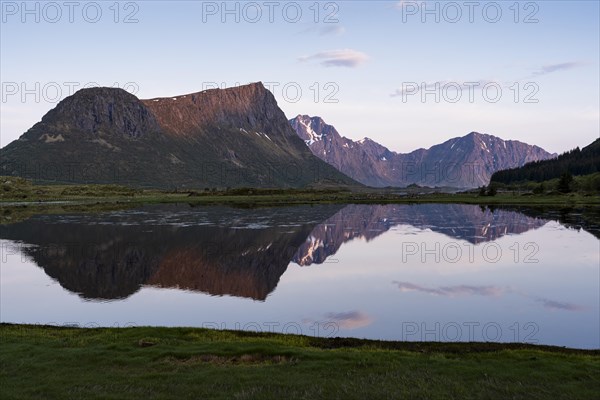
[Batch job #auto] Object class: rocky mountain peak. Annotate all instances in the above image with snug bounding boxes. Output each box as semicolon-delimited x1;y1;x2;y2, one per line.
290;114;330;145
466;131;483;137
39;87;161;138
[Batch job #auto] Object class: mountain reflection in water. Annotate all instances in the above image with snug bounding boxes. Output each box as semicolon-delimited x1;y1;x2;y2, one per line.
0;203;588;301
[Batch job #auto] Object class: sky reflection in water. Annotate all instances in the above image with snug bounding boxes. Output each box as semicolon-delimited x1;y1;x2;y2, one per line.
1;203;598;349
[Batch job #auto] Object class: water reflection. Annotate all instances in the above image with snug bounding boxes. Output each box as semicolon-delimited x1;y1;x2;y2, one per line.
2;203;598;348
1;205;341;300
292;204;550;266
392;281;585;312
0;203;565;301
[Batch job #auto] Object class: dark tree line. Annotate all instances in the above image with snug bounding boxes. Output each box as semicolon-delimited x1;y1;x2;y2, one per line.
491;139;600;184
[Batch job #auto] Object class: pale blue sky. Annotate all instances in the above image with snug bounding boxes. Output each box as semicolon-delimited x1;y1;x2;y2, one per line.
1;0;598;153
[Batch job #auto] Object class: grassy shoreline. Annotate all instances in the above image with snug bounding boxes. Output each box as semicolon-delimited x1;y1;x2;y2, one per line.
2;186;599;207
3;192;599;227
3;183;599;226
1;323;598;399
2;176;600;206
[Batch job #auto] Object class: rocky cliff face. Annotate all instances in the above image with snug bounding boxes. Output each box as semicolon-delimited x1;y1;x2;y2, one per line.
290;115;556;188
0;84;357;189
144;83;295;140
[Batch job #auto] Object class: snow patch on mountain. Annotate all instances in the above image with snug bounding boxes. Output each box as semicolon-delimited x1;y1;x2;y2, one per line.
299;117;323;145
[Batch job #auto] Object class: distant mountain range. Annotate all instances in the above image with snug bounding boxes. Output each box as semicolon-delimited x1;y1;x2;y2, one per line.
290;115;557;188
0;83;356;189
491;138;600;184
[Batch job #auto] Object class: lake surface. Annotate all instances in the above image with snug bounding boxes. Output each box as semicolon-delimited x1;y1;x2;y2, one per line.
1;203;598;349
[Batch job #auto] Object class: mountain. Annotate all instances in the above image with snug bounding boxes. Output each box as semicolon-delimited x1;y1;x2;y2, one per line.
290;115;556;188
491;138;600;184
0;84;357;189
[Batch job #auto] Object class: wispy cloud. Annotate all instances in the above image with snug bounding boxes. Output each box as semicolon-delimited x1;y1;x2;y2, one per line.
534;298;585;312
393;281;585;312
319;25;346;36
530;62;584;77
298;49;368;68
393;281;504;297
324;311;373;329
390;62;583;96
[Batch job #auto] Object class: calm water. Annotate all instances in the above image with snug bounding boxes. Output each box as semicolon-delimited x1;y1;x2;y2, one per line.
1;203;598;349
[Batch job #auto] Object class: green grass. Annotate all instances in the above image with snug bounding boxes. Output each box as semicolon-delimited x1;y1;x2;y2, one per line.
1;324;598;399
1;175;599;207
2;176;599;225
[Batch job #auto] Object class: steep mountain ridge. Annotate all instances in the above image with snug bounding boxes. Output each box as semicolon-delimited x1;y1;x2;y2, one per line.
144;83;293;138
290;115;556;188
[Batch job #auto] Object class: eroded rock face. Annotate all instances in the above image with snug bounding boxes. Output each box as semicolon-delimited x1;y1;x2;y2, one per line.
0;83;357;189
144;83;295;139
290;115;557;188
